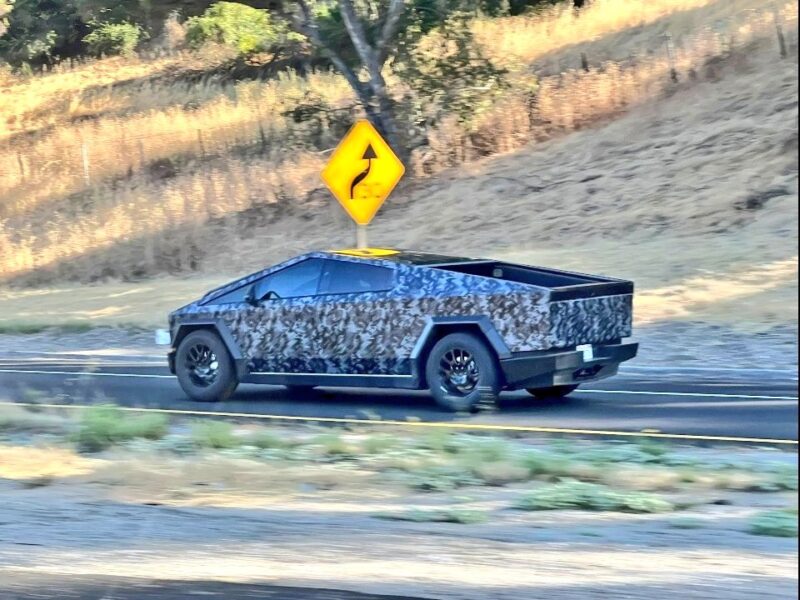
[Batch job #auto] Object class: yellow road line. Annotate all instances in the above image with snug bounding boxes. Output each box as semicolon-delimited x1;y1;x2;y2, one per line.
1;401;796;446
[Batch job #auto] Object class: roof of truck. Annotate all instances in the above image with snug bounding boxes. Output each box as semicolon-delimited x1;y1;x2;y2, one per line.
330;248;479;265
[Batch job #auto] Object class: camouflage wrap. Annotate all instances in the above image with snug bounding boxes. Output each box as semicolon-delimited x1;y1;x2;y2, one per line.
548;294;633;348
170;251;633;376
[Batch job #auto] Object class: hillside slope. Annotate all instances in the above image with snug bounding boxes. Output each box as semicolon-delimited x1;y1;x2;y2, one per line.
0;33;796;335
218;35;798;325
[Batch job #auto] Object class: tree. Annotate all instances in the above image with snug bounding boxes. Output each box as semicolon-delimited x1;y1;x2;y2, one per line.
1;1;11;38
0;0;87;66
290;0;407;158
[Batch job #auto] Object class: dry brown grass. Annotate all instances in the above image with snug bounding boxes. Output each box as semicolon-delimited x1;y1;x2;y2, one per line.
474;0;718;67
0;0;795;284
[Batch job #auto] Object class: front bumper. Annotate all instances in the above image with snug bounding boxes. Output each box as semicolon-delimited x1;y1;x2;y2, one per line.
167;348;176;374
499;342;638;390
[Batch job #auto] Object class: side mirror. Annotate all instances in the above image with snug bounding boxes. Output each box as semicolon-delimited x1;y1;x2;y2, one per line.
244;284;259;306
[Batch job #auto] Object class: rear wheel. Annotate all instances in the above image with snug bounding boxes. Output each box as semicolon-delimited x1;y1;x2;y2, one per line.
426;332;500;412
176;330;238;402
526;384;579;400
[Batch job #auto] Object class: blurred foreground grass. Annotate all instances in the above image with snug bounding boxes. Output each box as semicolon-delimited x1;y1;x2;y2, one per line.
0;403;796;535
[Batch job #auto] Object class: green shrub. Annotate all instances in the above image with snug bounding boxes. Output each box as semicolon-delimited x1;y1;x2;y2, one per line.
748;510;798;538
185;2;283;54
74;405;168;452
248;430;290;450
516;449;574;477
311;432;353;457
361;433;400;454
374;508;487;524
769;464;799;491
514;480;675;513
190;420;238;449
407;465;481;492
84;22;144;57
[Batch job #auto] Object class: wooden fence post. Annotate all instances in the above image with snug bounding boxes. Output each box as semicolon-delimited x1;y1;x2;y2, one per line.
774;10;788;58
197;129;206;156
81;142;90;185
665;33;678;83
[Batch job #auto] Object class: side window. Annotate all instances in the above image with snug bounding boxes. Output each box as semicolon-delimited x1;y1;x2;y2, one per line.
319;260;394;295
255;258;323;300
208;286;249;305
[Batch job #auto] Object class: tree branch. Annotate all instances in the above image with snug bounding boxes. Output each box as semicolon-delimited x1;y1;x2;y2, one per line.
293;0;371;104
376;0;406;67
338;0;378;72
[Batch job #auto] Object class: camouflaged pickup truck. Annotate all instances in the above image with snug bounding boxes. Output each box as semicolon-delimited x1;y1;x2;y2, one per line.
168;249;637;411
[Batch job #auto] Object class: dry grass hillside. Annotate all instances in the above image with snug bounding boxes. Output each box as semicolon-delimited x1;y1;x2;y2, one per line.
0;0;796;333
0;24;796;333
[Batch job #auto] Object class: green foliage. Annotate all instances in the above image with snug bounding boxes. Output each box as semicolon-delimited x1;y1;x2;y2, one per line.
516;448;573;477
248;429;291;450
185;2;284;55
514;480;675;513
748;510;798;538
84;21;143;57
0;1;11;37
407;464;482;492
397;10;508;126
73;405;168;452
190;420;239;449
361;433;401;454
375;507;487;524
311;432;353;457
0;0;86;65
767;464;799;491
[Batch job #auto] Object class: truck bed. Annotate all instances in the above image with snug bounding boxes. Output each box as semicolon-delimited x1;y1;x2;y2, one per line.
432;260;633;301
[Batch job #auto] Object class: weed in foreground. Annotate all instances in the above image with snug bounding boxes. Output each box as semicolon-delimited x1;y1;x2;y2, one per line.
0;404;70;433
747;510;798;538
374;508;487;524
514;480;675;514
190;420;239;449
0;322;93;335
73;405;168;452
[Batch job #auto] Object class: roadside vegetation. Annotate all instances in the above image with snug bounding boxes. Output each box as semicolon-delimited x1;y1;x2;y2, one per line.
0;403;796;536
0;0;794;285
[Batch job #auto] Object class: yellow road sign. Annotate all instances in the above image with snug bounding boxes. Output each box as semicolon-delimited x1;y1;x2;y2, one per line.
332;248;400;258
321;120;405;225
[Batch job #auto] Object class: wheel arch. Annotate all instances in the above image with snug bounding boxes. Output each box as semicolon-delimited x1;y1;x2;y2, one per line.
171;319;248;379
410;316;510;387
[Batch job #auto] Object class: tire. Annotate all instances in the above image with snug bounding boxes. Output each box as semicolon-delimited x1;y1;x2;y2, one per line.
426;332;500;412
526;384;579;400
175;330;239;402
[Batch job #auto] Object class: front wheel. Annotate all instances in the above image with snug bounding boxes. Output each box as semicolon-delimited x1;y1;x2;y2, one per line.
526;384;579;400
175;330;239;402
426;332;500;412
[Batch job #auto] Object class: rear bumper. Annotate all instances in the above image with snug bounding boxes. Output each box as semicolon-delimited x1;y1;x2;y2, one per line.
500;342;638;390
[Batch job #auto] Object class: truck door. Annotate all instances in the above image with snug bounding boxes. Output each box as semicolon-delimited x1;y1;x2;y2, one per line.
232;258;325;373
312;258;399;374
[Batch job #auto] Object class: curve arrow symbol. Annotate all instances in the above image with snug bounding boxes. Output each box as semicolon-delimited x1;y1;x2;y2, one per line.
350;143;378;200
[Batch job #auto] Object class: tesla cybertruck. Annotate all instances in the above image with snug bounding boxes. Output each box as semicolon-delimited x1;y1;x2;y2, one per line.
167;249;637;411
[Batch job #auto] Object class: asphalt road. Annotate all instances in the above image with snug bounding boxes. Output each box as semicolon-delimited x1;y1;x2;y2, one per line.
0;355;797;441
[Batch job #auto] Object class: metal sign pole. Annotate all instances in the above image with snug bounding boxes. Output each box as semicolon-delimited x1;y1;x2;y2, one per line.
356;224;368;249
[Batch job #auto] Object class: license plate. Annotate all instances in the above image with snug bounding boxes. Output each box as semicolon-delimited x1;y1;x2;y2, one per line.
577;344;594;362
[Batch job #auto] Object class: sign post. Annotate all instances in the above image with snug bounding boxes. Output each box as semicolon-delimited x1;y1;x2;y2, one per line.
321;120;406;248
356;224;368;249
